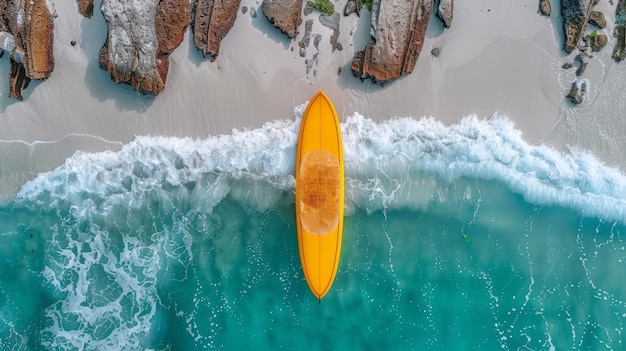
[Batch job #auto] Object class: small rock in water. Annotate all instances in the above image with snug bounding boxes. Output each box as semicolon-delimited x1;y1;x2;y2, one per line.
250;7;257;18
576;61;588;76
344;0;360;16
566;80;587;105
589;11;606;29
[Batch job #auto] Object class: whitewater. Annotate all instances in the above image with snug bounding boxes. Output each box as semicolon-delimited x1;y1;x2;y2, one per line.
1;106;625;350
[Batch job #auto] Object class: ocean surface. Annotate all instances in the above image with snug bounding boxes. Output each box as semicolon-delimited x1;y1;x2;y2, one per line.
1;105;626;350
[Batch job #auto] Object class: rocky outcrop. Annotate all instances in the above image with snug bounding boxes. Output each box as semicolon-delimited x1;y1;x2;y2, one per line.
539;0;551;16
0;0;54;100
588;10;606;28
586;32;607;52
561;0;598;53
437;0;453;28
156;0;190;78
344;0;360;16
262;0;304;38
352;0;433;85
192;0;241;60
566;79;587;104
98;0;189;95
77;0;95;18
613;0;626;61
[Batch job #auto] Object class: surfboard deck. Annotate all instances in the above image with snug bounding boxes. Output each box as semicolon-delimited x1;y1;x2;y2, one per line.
295;91;344;300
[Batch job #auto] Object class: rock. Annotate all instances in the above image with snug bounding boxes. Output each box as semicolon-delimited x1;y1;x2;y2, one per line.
586;32;607;52
588;10;606;28
561;0;597;53
262;0;304;39
431;47;440;57
344;0;360;16
437;0;453;28
99;0;188;95
242;6;248;14
0;0;55;100
566;79;587;104
77;0;95;17
562;62;573;69
192;0;241;60
613;0;626;61
156;0;190;80
539;0;551;16
576;60;587;76
352;0;433;85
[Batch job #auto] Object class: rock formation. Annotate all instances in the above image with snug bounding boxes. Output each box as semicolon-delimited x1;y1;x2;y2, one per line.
588;10;606;28
352;0;433;85
77;0;95;18
344;0;360;16
437;0;453;28
192;0;242;60
0;0;54;100
566;79;587;104
262;0;304;39
586;32;607;52
561;0;598;53
539;0;551;16
613;0;626;61
156;0;191;79
97;0;189;95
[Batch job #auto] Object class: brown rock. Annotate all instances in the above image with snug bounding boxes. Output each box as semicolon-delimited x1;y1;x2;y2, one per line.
262;0;304;39
192;0;241;60
566;80;586;104
613;0;626;61
352;0;433;85
99;0;189;95
157;0;190;81
588;10;606;28
437;0;453;27
0;0;54;100
587;33;607;52
77;0;95;18
539;0;551;16
344;0;360;16
561;0;597;53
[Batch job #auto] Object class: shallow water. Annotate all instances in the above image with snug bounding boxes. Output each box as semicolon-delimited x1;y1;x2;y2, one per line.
1;111;625;350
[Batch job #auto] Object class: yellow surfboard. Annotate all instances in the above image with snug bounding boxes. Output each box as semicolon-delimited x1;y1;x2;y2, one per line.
295;91;344;300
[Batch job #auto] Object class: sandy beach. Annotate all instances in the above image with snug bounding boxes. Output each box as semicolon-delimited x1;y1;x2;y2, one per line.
0;0;625;199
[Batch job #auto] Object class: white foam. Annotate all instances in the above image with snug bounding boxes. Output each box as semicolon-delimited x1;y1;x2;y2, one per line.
16;106;626;224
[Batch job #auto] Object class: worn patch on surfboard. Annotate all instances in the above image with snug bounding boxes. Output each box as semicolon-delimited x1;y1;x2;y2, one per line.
299;150;341;235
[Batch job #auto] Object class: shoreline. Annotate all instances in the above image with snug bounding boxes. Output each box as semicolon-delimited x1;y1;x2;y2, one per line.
0;0;625;199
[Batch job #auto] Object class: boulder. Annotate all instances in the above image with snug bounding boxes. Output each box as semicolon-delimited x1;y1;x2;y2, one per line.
192;0;241;60
561;0;597;53
566;79;587;104
437;0;453;28
586;32;607;52
539;0;551;16
0;0;54;100
352;0;433;85
99;0;189;95
588;10;606;28
262;0;304;38
613;0;626;61
77;0;95;17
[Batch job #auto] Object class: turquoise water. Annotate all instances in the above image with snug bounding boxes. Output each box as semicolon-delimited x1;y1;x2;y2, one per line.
1;109;626;350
